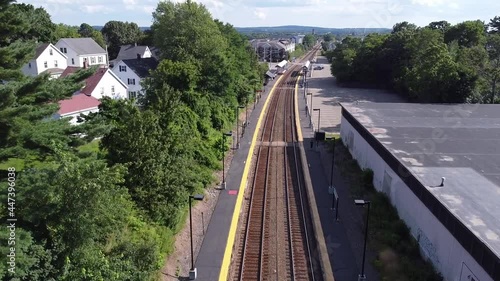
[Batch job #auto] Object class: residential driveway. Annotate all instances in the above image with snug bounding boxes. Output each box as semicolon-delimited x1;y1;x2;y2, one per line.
305;56;405;132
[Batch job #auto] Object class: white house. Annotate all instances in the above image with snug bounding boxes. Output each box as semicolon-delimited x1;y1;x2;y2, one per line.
56;94;100;125
112;57;158;99
21;43;68;78
55;38;108;68
60;65;128;100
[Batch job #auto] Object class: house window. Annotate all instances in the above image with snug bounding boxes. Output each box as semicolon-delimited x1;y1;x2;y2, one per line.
98;56;103;63
129;91;137;99
119;65;127;72
54;60;58;67
44;61;48;68
49;49;53;55
71;58;74;65
111;86;115;93
90;57;96;64
59;47;67;53
28;62;31;68
127;78;136;85
100;87;104;95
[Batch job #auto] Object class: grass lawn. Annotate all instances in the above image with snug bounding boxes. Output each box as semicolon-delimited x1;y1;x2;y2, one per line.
0;140;101;171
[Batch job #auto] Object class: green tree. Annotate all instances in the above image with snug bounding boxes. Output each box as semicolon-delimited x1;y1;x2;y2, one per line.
489;16;500;33
483;34;500;102
78;23;94;37
427;20;451;32
10;3;56;42
303;34;315;49
53;24;80;42
444;20;487;47
101;21;143;59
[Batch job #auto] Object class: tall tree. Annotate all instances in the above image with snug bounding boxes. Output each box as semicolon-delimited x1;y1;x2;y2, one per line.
78;23;94;37
489;16;500;33
484;34;500;102
427;20;451;33
101;21;143;59
53;24;80;42
444;20;487;47
10;3;56;42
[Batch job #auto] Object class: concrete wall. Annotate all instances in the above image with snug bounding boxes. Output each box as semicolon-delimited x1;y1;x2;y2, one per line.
340;115;492;281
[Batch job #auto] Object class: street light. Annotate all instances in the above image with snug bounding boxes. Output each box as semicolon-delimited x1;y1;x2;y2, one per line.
306;92;313;117
237;105;245;148
313;108;321;132
221;131;232;189
189;194;204;280
354;199;371;281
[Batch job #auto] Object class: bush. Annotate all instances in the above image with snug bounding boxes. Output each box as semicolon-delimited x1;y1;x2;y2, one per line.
361;169;374;190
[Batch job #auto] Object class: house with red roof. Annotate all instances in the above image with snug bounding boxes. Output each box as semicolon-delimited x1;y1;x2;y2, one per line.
60;64;128;100
56;94;100;125
56;64;128;125
21;43;68;79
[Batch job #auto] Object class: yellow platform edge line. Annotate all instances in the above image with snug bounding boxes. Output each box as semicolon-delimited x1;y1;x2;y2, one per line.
218;74;285;281
295;72;303;142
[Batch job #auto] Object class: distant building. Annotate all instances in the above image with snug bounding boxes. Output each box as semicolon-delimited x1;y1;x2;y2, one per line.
291;35;305;44
21;43;67;79
340;102;500;281
111;57;158;99
55;38;108;68
250;39;292;62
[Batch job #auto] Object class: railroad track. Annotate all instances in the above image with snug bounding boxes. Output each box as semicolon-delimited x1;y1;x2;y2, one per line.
231;47;322;281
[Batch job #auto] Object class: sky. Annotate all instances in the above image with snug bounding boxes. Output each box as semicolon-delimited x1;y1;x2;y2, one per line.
21;0;499;29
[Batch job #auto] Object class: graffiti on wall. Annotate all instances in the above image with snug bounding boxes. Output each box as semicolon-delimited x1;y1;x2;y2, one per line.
417;228;441;268
460;262;480;281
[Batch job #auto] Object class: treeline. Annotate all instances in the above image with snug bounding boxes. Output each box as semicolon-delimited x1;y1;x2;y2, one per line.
327;19;500;103
0;0;261;280
5;2;154;60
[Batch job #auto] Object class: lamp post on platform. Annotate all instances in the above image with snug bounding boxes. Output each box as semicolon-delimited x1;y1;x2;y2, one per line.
189;194;205;280
313;108;321;132
354;199;371;281
221;131;232;189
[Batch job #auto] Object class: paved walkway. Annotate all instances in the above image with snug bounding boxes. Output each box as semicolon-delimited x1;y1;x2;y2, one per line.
306;56;404;133
297;73;381;281
195;76;278;280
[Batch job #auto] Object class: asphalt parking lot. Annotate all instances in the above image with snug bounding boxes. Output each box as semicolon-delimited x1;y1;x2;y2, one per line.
304;56;405;133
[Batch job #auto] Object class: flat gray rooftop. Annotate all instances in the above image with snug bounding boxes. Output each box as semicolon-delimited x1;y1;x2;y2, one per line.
341;102;500;259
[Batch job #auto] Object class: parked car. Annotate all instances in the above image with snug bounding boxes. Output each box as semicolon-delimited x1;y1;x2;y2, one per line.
314;66;324;70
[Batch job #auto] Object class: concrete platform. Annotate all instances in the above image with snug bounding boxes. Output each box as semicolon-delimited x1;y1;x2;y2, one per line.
194;76;282;281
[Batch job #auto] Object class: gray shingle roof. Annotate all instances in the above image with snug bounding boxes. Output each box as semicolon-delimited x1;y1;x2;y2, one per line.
116;45;149;61
34;43;50;59
57;38;106;55
122;58;159;78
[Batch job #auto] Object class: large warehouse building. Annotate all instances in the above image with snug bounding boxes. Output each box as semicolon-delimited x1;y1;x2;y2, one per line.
339;103;500;281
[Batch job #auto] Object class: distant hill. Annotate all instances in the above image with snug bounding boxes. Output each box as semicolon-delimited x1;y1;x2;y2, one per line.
235;25;391;35
92;25;389;35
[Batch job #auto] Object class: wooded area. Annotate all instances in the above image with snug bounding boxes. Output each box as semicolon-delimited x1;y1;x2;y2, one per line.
0;0;262;280
326;19;500;103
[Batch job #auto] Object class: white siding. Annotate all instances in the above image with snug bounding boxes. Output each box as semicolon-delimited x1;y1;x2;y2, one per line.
21;45;67;77
55;41;107;67
78;54;107;67
340;115;493;281
60;108;99;125
90;70;128;100
111;61;143;99
21;59;38;76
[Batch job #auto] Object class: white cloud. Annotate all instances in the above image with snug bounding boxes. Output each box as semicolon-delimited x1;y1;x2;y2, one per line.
80;5;112;13
143;5;156;14
411;0;452;6
253;8;267;20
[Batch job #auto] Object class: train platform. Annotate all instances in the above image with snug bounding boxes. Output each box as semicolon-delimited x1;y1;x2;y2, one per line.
195;75;283;281
297;68;381;280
